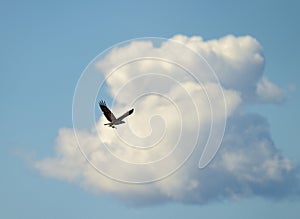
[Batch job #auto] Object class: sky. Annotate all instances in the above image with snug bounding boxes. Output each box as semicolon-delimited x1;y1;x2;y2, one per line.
1;0;300;218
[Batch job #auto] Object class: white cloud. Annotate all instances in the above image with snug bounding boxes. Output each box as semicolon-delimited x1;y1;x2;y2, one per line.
256;76;286;103
35;34;299;206
170;35;264;97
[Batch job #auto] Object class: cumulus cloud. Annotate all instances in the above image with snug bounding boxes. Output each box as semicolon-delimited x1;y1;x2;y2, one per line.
35;34;299;206
256;76;286;103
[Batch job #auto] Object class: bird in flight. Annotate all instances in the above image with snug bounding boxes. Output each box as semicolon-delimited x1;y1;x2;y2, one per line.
99;100;134;128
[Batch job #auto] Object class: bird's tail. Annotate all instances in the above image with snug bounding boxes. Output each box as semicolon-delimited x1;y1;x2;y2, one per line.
104;123;116;128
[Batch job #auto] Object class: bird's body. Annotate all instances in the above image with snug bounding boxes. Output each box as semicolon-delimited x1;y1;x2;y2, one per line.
99;100;134;128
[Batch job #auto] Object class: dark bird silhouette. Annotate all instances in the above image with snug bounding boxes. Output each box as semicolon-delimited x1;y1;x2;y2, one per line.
99;100;134;128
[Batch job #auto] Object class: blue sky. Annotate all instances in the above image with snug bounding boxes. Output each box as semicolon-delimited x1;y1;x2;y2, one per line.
1;0;300;218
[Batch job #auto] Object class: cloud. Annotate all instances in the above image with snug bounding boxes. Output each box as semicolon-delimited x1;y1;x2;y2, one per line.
256;76;286;103
35;34;299;206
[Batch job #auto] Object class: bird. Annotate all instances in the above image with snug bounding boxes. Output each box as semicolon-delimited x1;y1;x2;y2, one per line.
98;100;134;128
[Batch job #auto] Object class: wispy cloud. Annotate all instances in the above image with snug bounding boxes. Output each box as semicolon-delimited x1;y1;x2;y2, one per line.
35;34;299;206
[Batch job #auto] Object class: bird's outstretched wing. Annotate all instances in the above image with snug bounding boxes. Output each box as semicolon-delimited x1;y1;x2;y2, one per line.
99;100;116;122
117;108;134;121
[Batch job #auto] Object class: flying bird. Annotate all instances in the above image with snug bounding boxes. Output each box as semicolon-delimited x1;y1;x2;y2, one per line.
99;100;134;128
